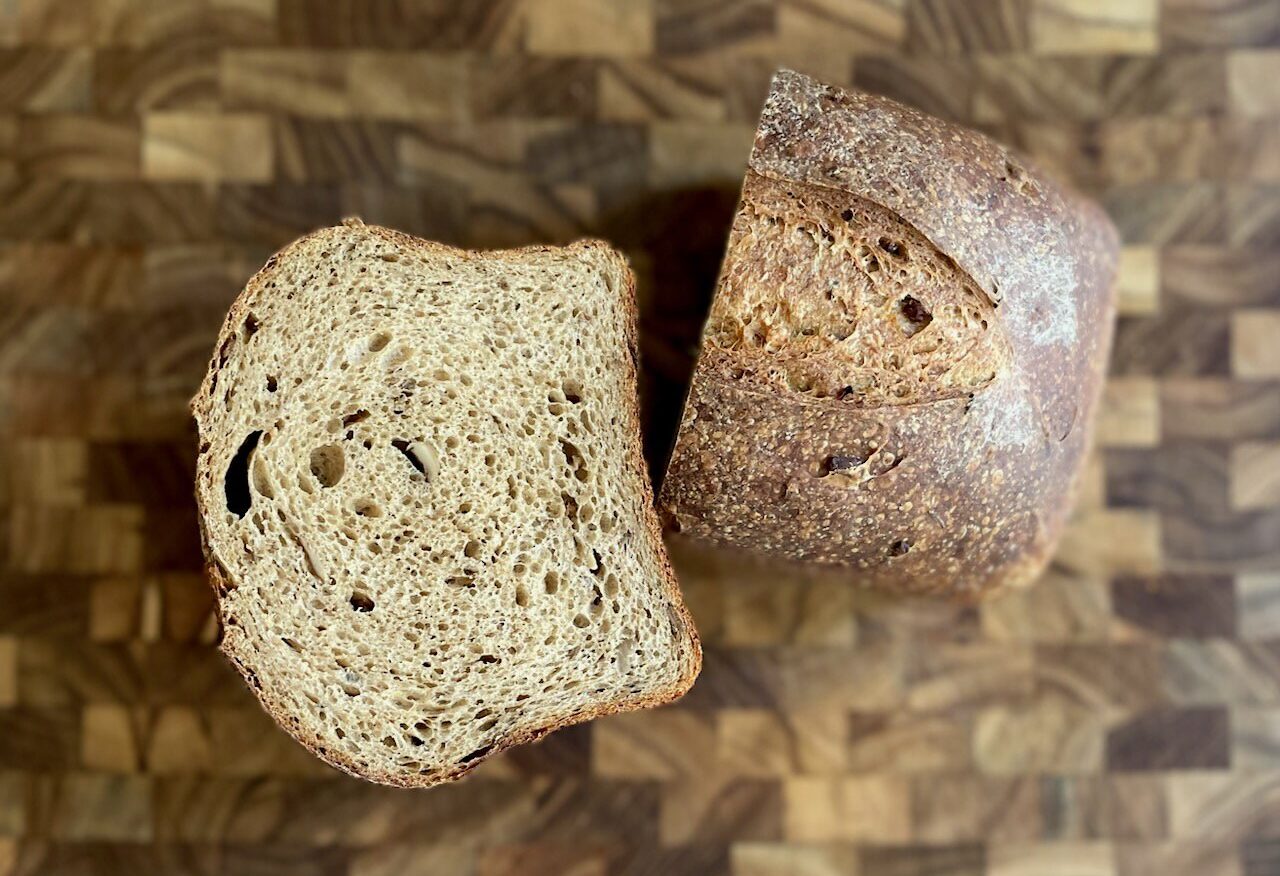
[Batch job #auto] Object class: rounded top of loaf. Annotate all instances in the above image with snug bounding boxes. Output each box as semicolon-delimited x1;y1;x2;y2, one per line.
752;69;1119;355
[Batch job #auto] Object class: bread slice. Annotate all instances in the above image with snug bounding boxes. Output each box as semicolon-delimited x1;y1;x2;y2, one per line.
192;221;701;787
658;70;1119;599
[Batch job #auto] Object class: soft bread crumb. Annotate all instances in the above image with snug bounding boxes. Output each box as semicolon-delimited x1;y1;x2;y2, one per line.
193;225;701;787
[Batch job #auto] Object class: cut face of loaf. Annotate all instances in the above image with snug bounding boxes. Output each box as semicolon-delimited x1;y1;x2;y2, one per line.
658;71;1120;599
192;223;700;787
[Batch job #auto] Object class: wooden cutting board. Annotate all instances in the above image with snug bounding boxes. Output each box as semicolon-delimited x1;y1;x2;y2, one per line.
1;1;1277;874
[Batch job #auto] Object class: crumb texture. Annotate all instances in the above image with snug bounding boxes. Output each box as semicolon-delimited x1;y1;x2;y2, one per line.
194;225;699;785
701;172;1010;407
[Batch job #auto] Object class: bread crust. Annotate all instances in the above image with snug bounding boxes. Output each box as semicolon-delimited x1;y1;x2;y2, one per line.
657;70;1119;600
192;221;701;787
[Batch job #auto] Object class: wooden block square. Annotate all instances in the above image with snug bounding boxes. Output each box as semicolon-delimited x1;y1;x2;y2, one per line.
974;692;1107;773
47;773;153;841
0;47;92;111
1116;841;1242;876
1233;441;1280;509
1111;574;1237;640
1167;770;1280;839
1233;707;1280;769
730;842;859;876
1161;639;1280;706
347;52;467;121
988;842;1116;875
1116;246;1159;315
1055;509;1162;578
1105;774;1169;840
784;776;911;842
1;439;87;505
648;122;754;187
592;710;715;780
1229;49;1280;116
1105;707;1230;771
717;709;796;778
16;115;140;179
724;579;856;647
659;773;781;845
350;844;478;876
8;506;143;575
981;567;1113;643
1030;0;1157;54
847;709;974;774
779;0;908;56
911;774;1044;842
0;637;14;708
220;49;351;117
527;0;653;56
146;706;213;774
1099;378;1160;448
143;112;273;182
908;0;1030;54
81;703;141;772
477;843;610;876
1234;310;1280;377
89;578;141;642
1240;572;1280;640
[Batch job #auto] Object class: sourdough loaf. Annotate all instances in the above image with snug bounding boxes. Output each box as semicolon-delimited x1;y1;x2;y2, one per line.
657;70;1120;599
193;221;701;786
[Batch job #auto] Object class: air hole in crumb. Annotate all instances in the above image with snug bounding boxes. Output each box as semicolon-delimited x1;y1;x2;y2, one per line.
561;493;578;522
392;439;438;481
225;430;263;517
309;444;345;487
560;439;589;482
814;453;867;478
562;380;582;403
889;539;912;557
464;540;481;559
447;575;474;589
353;499;382;517
841;208;854;222
349;591;374;612
573;614;590;628
459;745;491;764
878;237;904;257
342;409;370;427
515;584;530;607
266;375;277;392
478;654;499;664
241;312;260;341
897;295;933;337
544;571;560;594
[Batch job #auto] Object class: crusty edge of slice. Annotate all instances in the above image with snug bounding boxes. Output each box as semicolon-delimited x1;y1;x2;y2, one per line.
192;221;703;788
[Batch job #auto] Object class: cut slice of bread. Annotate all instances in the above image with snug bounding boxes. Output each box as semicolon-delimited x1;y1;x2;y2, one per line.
192;220;701;787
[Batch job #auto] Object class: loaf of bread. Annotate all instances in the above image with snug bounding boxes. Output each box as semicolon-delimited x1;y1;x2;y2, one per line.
192;221;700;786
657;70;1119;599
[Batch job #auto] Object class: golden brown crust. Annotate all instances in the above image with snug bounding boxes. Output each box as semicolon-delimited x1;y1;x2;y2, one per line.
658;70;1119;600
192;222;700;788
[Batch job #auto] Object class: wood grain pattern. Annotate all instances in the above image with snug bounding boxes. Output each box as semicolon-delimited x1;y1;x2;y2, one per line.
0;1;1274;874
